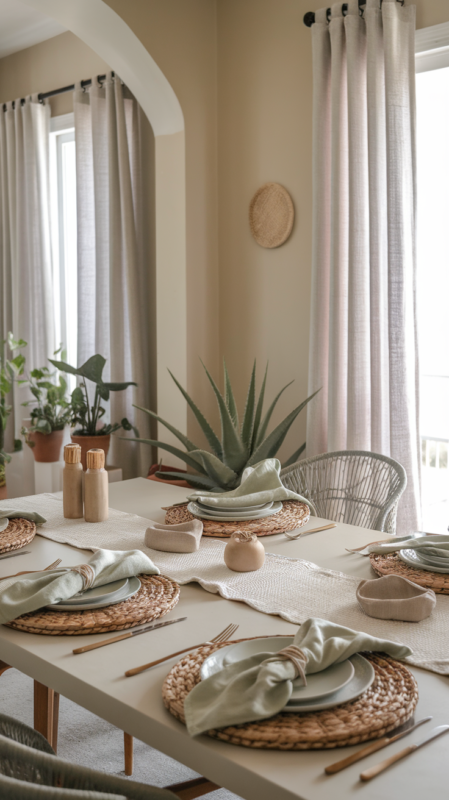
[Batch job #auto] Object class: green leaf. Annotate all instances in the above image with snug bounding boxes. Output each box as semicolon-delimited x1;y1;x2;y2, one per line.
201;361;247;473
251;363;268;451
168;370;223;459
71;386;85;406
78;355;107;383
282;441;306;468
102;381;137;391
190;449;238;488
133;404;201;453
248;389;320;466
98;384;110;401
241;360;256;450
7;333;26;350
223;360;238;428
122;437;209;474
256;380;295;446
155;471;216;490
10;354;26;375
36;381;55;390
49;358;80;377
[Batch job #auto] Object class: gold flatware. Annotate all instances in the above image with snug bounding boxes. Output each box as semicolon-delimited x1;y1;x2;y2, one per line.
0;550;31;561
285;523;337;540
0;558;62;581
360;725;449;781
125;622;239;677
72;616;188;654
325;716;432;774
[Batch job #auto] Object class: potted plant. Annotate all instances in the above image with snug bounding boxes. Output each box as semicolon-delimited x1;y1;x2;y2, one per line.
49;354;139;469
21;360;71;463
128;360;319;490
0;333;26;493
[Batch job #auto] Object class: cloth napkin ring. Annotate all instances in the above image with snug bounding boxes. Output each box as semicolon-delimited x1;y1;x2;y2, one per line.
71;564;95;590
277;645;307;685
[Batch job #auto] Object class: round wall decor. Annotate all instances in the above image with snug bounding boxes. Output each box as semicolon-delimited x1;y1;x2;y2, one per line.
249;182;294;248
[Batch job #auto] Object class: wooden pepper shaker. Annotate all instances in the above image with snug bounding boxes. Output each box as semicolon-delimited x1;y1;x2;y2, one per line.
63;444;83;519
84;449;108;523
224;530;265;572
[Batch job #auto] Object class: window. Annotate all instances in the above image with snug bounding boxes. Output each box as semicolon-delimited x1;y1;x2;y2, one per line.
416;23;449;533
49;113;77;388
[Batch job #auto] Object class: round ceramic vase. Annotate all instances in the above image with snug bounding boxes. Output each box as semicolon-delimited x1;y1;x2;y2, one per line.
224;531;266;572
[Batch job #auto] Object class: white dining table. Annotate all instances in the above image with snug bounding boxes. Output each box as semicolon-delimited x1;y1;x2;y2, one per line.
0;477;448;800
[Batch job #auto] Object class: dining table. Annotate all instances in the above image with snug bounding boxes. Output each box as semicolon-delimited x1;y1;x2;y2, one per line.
0;477;448;800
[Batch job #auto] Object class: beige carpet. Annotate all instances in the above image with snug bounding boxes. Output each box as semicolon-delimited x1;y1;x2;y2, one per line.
0;667;241;799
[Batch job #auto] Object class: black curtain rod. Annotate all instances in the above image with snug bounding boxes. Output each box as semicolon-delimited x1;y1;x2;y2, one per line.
2;72;115;112
303;0;403;27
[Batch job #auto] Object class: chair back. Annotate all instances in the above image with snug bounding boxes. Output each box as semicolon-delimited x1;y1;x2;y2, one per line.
0;713;54;755
281;450;407;533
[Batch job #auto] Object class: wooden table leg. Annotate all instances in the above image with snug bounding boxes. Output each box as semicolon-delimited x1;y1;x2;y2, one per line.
0;660;12;677
124;732;133;776
34;680;59;753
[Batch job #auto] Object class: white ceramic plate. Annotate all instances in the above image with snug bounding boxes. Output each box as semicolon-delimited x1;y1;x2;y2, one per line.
196;501;270;513
200;637;371;712
47;576;141;611
191;503;275;519
188;501;283;522
58;578;129;606
399;548;449;573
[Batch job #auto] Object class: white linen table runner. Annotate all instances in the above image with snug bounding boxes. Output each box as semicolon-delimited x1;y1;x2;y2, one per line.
1;493;448;675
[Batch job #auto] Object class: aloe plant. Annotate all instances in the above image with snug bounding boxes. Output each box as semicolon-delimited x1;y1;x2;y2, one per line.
129;361;319;490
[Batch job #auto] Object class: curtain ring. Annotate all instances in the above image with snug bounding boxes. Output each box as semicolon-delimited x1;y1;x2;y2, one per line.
326;7;331;23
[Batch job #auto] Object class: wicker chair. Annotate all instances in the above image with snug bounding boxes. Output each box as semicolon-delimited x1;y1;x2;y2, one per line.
0;714;218;800
281;450;407;534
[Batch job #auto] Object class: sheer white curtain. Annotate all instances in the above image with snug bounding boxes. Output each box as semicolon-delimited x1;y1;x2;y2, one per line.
74;75;151;479
306;0;420;533
0;96;55;447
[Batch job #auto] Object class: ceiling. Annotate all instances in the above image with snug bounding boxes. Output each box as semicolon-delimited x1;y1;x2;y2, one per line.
0;0;66;59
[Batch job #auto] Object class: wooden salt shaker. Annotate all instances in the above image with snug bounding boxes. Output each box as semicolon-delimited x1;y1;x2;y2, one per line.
84;449;108;523
224;531;265;572
63;444;83;519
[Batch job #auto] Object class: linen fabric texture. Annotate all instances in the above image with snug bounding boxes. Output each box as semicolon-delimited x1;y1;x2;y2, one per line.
145;519;203;553
189;459;316;513
73;75;153;479
0;548;159;624
306;0;420;535
356;575;436;622
184;617;412;736
0;97;55;447
368;534;449;558
0;510;46;524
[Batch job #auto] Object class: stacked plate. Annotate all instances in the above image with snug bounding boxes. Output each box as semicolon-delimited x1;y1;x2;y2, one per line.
200;637;375;712
399;548;449;574
47;577;141;611
188;500;283;522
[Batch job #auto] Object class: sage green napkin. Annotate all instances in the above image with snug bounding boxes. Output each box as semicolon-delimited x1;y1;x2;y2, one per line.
0;549;159;624
0;510;47;533
184;617;412;736
188;458;316;514
368;534;449;559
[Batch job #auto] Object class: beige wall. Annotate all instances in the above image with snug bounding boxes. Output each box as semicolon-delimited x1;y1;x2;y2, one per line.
0;31;110;116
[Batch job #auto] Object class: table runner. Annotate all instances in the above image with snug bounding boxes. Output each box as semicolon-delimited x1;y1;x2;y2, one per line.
2;493;448;675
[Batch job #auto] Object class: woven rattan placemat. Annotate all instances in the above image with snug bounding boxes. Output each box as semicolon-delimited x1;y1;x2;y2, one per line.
0;518;36;554
370;552;449;595
164;500;309;538
7;574;180;636
162;640;418;750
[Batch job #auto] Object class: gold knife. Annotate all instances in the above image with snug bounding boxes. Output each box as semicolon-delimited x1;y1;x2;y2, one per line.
325;716;432;774
360;724;449;781
0;550;31;561
72;616;187;654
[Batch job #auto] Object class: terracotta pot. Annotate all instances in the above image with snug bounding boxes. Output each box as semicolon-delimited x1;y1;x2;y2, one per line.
147;463;191;488
28;430;65;463
71;434;111;471
0;485;7;500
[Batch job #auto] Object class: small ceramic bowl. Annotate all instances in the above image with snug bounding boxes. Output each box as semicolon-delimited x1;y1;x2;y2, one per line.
356;574;436;622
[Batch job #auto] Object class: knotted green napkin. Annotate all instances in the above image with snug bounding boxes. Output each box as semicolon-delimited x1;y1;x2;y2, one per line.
184;617;412;736
188;458;316;513
368;534;449;559
0;549;159;624
0;509;46;533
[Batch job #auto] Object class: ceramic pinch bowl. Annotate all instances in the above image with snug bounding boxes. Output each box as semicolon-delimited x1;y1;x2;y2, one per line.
356;574;436;622
224;530;265;572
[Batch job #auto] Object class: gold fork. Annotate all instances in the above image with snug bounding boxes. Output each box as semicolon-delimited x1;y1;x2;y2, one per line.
125;622;239;677
0;558;62;581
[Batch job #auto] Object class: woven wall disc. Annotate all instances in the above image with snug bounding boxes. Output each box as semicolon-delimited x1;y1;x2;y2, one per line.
162;640;418;750
249;183;294;248
0;518;36;555
370;552;449;595
7;574;180;636
164;500;309;538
